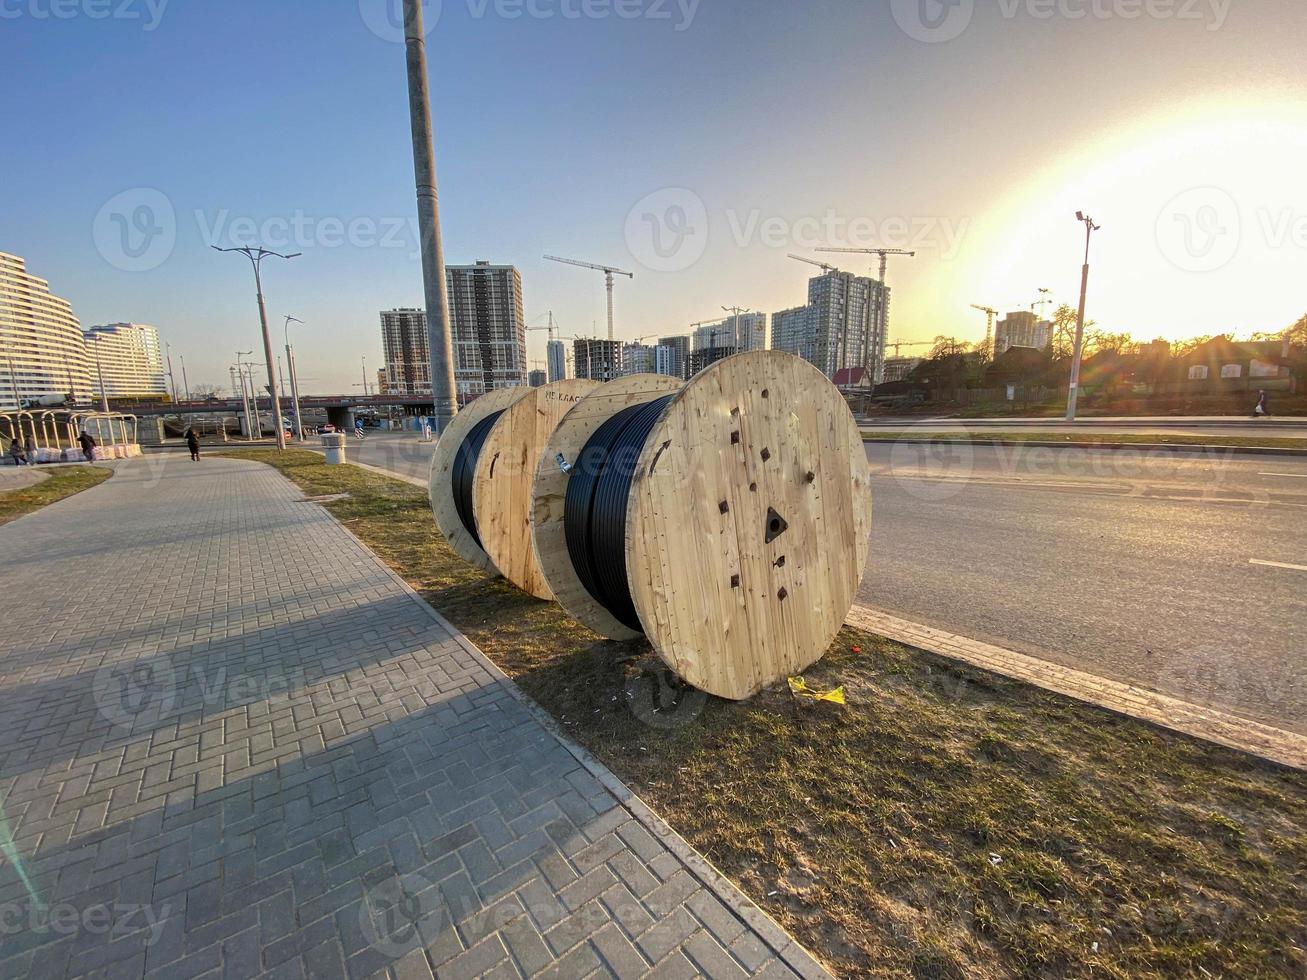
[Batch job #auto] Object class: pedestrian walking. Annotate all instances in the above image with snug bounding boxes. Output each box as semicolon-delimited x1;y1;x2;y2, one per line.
1252;389;1271;418
77;429;97;462
185;427;201;462
8;437;28;467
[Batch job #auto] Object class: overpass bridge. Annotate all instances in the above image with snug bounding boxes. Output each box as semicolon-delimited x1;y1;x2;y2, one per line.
113;394;437;417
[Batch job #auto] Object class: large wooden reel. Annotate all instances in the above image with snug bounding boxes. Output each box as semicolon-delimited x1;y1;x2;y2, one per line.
473;379;599;598
628;352;872;699
532;374;685;639
428;386;532;574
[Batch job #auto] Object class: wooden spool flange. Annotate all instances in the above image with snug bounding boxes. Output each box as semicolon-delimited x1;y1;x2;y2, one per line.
428;385;532;574
473;379;599;598
532;374;685;639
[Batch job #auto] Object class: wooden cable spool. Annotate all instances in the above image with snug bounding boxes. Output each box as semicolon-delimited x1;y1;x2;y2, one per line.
428;385;532;575
531;352;873;700
471;379;598;598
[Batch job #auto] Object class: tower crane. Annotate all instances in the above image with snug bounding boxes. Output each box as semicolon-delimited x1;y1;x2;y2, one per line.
527;311;559;342
885;340;934;358
971;305;999;356
787;253;841;275
543;256;633;343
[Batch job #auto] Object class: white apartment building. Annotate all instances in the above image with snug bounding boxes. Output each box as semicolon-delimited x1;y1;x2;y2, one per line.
994;311;1052;356
0;251;93;411
83;323;167;399
380;308;433;395
446;261;527;399
773;273;889;381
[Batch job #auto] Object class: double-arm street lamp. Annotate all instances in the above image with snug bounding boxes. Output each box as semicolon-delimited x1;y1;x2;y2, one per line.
213;245;300;451
1065;211;1101;422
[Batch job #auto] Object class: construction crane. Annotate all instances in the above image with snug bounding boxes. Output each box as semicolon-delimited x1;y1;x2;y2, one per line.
1034;288;1052;320
543;255;633;343
527;311;559;342
787;253;841;275
971;305;999;356
885;340;933;358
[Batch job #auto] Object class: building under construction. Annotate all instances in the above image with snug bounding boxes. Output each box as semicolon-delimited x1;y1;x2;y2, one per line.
446;261;527;400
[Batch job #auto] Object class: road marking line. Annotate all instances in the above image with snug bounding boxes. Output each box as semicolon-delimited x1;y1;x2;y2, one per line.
1260;471;1307;479
1249;559;1307;572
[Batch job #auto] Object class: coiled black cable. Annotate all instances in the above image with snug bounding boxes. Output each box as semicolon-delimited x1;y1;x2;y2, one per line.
565;395;674;631
451;409;505;547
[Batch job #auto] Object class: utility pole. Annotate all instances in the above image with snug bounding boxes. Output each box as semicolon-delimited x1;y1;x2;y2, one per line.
361;356;370;397
165;342;178;405
179;354;191;402
284;316;305;441
403;0;458;432
92;336;111;412
213;245;299;451
1066;211;1100;421
236;351;255;441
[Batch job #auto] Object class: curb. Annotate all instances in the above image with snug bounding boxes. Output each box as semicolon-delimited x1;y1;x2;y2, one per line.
861;436;1307;458
275;458;833;979
847;605;1306;771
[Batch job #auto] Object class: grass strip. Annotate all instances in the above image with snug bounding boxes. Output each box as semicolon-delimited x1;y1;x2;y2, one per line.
0;466;112;527
222;448;1307;979
861;431;1307;451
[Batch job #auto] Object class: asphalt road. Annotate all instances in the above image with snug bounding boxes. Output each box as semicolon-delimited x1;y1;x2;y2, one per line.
347;433;1307;735
860;416;1307;439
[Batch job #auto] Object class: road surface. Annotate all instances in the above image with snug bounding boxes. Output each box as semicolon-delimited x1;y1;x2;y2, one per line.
860;415;1307;439
347;433;1307;735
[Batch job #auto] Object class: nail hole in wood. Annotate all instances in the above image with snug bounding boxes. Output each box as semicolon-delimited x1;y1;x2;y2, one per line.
730;431;740;445
731;574;740;588
719;500;729;515
777;587;788;601
760;448;771;461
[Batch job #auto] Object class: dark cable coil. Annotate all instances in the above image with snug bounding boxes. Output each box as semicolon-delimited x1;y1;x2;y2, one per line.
451;409;505;547
564;395;675;632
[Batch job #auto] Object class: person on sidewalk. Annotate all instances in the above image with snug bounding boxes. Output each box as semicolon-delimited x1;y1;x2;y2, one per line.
8;437;28;467
1252;389;1271;418
185;427;201;462
77;429;97;462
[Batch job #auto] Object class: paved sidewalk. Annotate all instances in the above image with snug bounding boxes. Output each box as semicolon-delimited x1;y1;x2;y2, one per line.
0;456;827;979
848;605;1307;770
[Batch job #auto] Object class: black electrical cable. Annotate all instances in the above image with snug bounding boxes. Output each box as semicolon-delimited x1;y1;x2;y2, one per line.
451;409;505;547
564;395;675;632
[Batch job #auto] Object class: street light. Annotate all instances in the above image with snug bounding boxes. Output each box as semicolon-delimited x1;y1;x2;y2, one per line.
235;350;255;441
1066;211;1101;421
283;316;305;441
212;245;300;451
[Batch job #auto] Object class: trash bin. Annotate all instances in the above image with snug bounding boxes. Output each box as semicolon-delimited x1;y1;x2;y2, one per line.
321;432;347;465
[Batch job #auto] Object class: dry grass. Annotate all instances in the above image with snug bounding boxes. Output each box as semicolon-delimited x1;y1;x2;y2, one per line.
224;448;1307;979
0;466;112;526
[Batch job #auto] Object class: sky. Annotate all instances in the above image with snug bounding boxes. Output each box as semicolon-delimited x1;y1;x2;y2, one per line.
3;0;1306;394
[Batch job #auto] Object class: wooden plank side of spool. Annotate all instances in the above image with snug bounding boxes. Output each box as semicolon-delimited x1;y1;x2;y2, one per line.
531;374;684;639
474;379;599;599
427;386;532;573
626;351;873;701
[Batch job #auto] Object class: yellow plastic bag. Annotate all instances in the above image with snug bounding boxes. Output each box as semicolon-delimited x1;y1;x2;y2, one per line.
787;676;846;705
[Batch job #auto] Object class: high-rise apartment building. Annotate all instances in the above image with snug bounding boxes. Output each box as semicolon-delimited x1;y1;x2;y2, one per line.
657;335;690;380
546;339;569;382
83;323;167;400
446;261;527;399
994;311;1051;356
528;369;547;388
380;308;432;395
622;342;656;375
572;339;622;382
773;273;889;382
0;251;92;411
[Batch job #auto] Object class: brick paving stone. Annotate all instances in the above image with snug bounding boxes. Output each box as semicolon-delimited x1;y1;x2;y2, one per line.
0;456;831;978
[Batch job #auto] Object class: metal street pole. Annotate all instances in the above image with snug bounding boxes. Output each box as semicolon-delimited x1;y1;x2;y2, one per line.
236;351;255;441
403;0;458;432
284;316;305;441
1065;211;1100;422
361;356;370;397
179;354;191;402
165;342;179;405
92;336;110;412
213;246;299;451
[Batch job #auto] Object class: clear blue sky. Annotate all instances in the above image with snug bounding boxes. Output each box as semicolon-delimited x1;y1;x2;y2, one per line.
4;0;1304;392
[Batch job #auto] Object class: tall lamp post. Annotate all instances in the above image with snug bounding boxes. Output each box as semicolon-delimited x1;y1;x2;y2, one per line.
1066;210;1100;421
402;0;458;432
213;245;300;451
283;316;305;441
92;335;111;412
235;351;255;441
